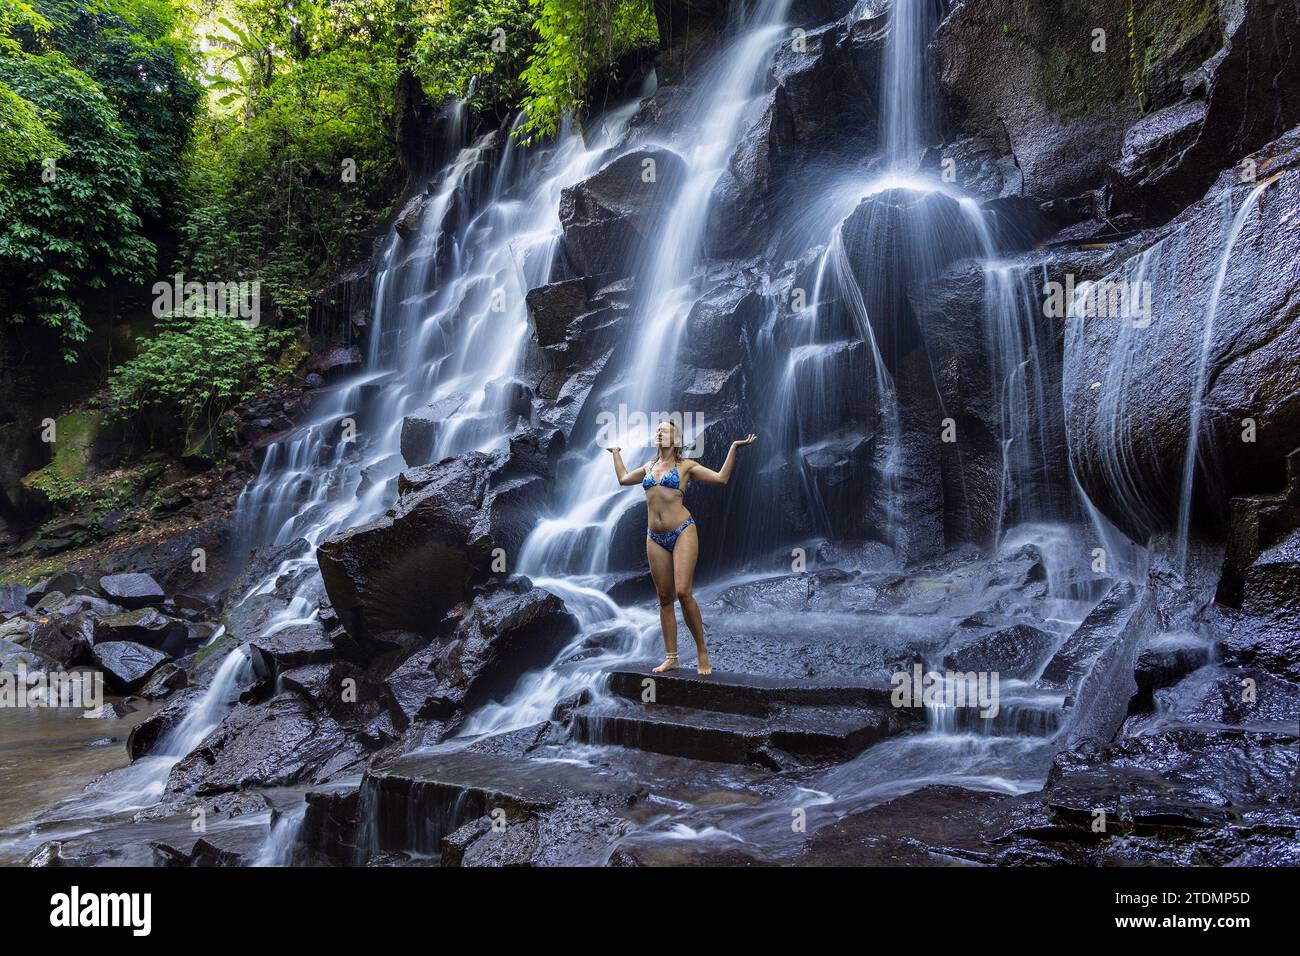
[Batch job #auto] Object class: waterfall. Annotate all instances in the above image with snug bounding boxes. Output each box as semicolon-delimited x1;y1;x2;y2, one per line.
253;803;306;867
70;646;254;816
879;0;942;167
460;0;797;737
103;92;646;811
1174;178;1273;569
516;0;794;580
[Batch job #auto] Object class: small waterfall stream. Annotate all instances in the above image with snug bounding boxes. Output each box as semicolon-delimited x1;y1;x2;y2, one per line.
1174;177;1275;568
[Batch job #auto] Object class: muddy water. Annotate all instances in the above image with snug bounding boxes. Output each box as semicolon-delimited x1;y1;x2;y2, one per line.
0;701;153;865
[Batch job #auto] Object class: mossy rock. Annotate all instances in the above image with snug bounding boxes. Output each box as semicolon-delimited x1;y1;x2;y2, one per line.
20;409;104;507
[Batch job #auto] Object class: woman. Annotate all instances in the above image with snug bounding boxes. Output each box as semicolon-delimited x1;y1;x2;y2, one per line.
606;421;758;675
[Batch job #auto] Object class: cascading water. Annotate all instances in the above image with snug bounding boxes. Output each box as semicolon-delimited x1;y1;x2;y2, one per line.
45;647;250;816
50;93;650;825
878;0;942;166
1174;177;1276;569
460;0;798;737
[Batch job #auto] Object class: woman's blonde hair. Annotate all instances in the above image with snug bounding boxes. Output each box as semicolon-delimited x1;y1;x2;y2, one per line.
656;419;682;453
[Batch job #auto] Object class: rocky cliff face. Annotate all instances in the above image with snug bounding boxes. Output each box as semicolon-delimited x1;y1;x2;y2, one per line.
7;0;1299;868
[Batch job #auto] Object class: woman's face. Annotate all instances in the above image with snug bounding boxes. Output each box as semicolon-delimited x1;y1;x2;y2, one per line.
655;422;675;449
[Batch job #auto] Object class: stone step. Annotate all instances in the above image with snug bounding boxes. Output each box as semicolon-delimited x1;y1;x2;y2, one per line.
606;665;898;717
355;751;630;857
572;699;905;769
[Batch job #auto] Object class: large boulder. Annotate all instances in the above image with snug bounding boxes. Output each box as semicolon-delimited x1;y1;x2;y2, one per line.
92;608;190;654
164;692;367;796
91;641;170;693
28;613;94;668
1065;131;1300;542
317;447;553;655
384;582;578;729
558;146;687;279
525;278;591;348
97;572;165;610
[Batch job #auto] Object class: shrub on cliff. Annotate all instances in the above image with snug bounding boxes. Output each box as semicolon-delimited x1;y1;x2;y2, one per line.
106;308;295;453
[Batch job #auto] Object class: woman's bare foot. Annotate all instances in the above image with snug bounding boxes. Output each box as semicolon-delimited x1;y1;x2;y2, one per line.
652;654;679;673
695;648;712;676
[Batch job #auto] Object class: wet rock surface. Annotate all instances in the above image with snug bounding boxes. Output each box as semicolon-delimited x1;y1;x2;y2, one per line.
558;146;688;279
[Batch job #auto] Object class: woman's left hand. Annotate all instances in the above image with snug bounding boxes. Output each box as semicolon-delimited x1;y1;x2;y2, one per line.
733;433;758;447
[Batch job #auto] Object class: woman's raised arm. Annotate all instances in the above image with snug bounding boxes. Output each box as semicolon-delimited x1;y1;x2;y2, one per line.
606;447;647;486
686;434;757;486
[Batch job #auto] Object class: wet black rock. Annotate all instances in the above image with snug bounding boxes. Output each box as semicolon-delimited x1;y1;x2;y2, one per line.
127;688;198;759
384;582;577;728
248;622;335;680
398;392;466;467
91;641;170;693
1128;635;1212;713
1105;0;1300;222
1065;131;1300;541
307;345;362;380
97;572;165;610
525;278;590;347
318;450;554;654
943;623;1058;680
1221;530;1300;683
165;692;366;796
138;661;189;700
1044;729;1299;851
798;785;1033;866
1042;581;1156;746
442;796;631;867
682;276;764;369
92;608;190;654
25;572;90;606
934;0;1228;203
559;146;688;279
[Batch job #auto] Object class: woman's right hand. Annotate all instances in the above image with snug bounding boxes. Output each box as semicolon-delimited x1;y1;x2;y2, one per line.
605;446;620;454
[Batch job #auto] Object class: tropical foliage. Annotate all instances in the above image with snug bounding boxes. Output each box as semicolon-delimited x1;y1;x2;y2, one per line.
1;0;658;438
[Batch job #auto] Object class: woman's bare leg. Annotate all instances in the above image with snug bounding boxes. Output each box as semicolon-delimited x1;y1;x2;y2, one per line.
671;525;710;675
646;537;678;671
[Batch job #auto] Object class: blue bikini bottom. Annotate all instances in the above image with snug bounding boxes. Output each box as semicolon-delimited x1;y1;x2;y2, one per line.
647;517;695;552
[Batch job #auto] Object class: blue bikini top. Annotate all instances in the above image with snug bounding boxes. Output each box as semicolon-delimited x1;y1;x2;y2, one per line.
642;463;683;492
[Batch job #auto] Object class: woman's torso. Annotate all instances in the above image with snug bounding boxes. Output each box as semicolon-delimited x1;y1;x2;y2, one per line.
643;459;691;533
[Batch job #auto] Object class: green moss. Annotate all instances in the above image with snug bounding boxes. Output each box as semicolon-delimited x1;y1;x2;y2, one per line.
21;409;103;506
1006;0;1219;119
